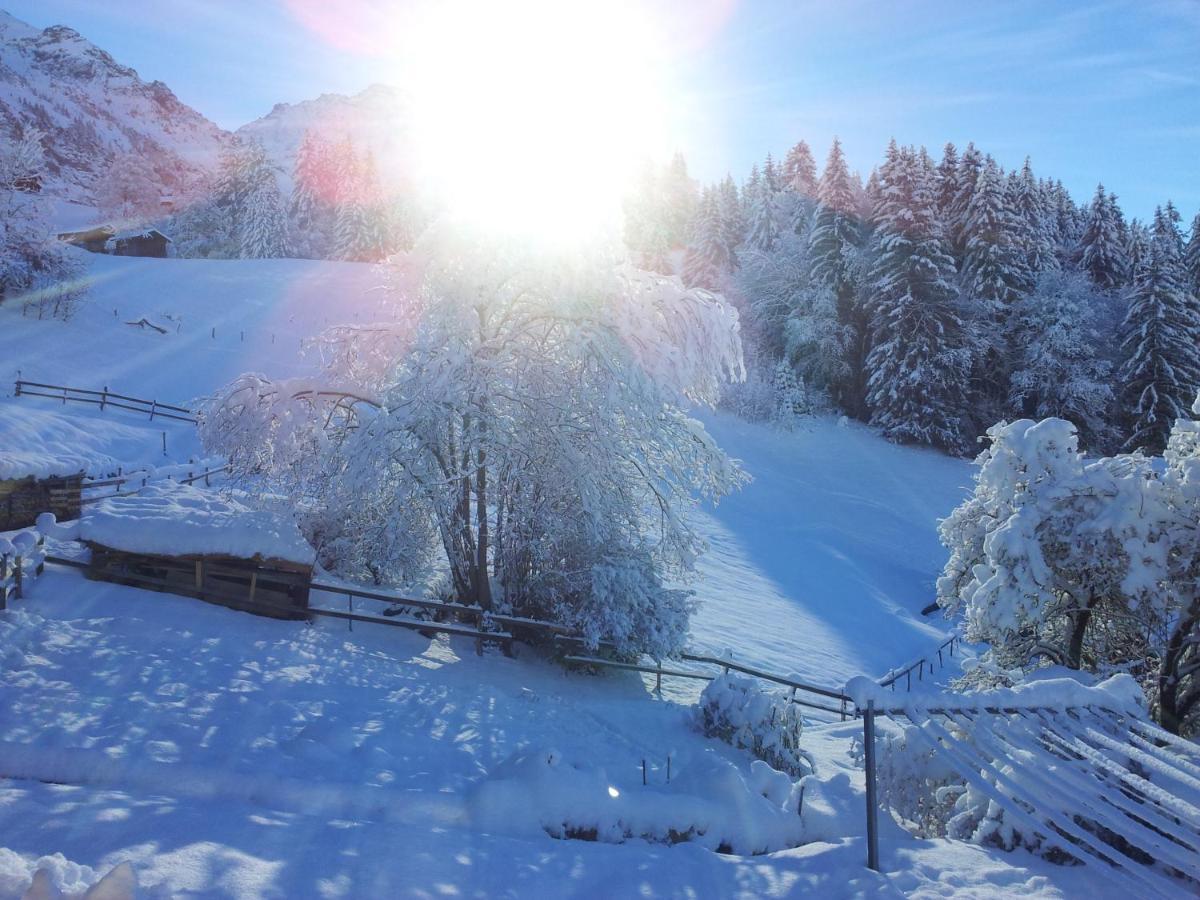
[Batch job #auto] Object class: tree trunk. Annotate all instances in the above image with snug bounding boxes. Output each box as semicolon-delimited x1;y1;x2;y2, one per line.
1065;596;1094;670
1158;605;1198;735
474;415;492;611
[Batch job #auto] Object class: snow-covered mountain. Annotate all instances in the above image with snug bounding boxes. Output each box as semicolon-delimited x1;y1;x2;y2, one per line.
0;9;228;204
236;83;413;193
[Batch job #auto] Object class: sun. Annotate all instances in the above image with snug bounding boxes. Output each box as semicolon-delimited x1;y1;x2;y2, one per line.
404;0;671;245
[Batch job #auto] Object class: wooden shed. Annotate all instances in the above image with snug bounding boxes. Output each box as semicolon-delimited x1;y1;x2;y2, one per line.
57;225;115;253
105;228;172;259
0;474;82;531
80;483;315;620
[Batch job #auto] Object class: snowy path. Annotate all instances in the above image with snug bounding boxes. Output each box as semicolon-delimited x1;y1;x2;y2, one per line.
687;414;971;686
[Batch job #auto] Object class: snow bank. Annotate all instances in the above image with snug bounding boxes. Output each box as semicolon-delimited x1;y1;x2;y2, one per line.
0;850;135;900
79;482;315;565
0;406;177;481
843;672;1145;715
467;748;806;855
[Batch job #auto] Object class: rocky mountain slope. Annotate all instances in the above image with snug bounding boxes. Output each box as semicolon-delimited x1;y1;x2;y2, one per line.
0;10;229;205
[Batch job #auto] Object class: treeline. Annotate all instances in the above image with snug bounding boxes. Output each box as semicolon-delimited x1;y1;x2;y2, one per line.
628;140;1200;455
166;130;420;262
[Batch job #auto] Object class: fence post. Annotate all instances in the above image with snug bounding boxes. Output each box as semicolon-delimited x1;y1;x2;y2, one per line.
13;379;20;397
149;400;157;422
101;386;108;411
14;555;22;600
864;699;880;872
0;553;8;610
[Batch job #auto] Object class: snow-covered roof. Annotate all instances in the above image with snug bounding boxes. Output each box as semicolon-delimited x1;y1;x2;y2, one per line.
106;227;172;244
0;406;165;481
80;482;316;566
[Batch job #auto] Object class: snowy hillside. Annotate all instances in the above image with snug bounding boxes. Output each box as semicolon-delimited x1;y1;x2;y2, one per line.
0;10;227;205
236;84;412;194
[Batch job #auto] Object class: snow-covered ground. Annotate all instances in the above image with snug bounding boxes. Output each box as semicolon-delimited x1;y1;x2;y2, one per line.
0;253;1113;898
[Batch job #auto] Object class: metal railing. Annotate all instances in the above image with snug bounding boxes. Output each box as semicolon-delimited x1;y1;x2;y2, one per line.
877;632;962;692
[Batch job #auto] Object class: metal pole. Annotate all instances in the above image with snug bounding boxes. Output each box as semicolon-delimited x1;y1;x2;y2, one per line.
864;699;880;872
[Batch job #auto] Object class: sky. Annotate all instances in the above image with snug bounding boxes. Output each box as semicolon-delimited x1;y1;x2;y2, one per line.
4;0;1198;220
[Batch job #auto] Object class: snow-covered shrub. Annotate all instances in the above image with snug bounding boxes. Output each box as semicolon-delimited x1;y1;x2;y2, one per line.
770;360;810;430
201;222;747;657
697;674;816;778
875;722;964;839
467;748;806;855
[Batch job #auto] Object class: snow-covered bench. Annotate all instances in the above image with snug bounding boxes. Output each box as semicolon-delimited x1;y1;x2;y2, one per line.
78;482;316;620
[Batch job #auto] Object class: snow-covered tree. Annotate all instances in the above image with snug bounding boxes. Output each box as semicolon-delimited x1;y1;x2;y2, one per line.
934;143;960;224
661;152;699;247
717;174;744;264
948;142;985;258
1076;184;1128;289
961;159;1031;310
200;225;747;657
0;127;83;317
240;174;290;259
743;178;779;253
289;130;337;259
770;359;809;429
1184;212;1200;298
1118;213;1200;452
1009;158;1056;275
865;144;971;453
782;140;818;199
94;154;163;222
937;418;1159;671
682;189;731;290
1008;269;1113;446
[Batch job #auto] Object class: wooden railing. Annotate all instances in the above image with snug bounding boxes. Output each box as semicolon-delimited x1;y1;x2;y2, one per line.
14;380;197;424
72;464;231;505
1;531;46;608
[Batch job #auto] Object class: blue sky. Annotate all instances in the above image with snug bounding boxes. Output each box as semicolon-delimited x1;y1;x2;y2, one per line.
5;0;1197;220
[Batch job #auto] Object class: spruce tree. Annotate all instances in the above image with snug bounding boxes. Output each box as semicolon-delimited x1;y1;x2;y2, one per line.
240;175;290;259
681;189;729;290
865;145;971;453
1010;157;1056;274
808;138;864;415
717;174;744;264
289;130;334;259
935;142;959;224
1118;214;1200;452
782;140;818;198
949;142;985;258
1184;212;1200;297
1077;184;1128;289
744;178;779;253
962;160;1030;310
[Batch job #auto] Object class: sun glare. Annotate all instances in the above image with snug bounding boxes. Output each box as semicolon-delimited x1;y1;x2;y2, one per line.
405;0;671;244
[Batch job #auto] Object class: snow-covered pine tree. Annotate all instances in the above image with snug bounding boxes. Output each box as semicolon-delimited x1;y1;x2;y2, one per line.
1118;207;1200;452
1008;269;1114;446
1127;219;1153;285
681;188;729;290
744;176;779;253
1048;179;1084;263
865;144;971;453
1184;212;1200;297
717;174;744;266
289;130;335;259
808;137;864;412
935;142;960;223
1009;158;1056;275
762;152;780;194
661;152;699;247
771;359;809;429
782;140;818;199
1077;184;1128;289
240;173;290;259
949;142;985;259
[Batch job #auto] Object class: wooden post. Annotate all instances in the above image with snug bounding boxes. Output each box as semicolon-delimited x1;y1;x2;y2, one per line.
864;700;880;872
248;572;258;604
14;556;22;600
1;553;8;610
194;560;203;590
655;660;662;693
347;593;353;632
149;400;157;422
162;431;167;456
101;386;108;411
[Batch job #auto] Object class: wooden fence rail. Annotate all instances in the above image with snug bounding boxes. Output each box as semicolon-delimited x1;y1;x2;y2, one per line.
1;532;46;609
14;380;197;424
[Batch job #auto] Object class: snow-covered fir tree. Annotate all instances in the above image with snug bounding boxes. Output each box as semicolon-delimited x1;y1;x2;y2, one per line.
782;140;818;199
682;189;731;290
1184;212;1200;297
1008;269;1113;446
744;177;779;253
948;142;985;258
1009;158;1057;275
866;143;971;453
1077;184;1128;289
289;130;337;259
934;142;960;224
240;173;290;259
771;359;809;429
717;174;744;265
1118;208;1200;452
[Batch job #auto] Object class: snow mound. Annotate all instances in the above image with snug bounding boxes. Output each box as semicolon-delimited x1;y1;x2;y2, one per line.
0;850;136;900
0;405;174;481
466;748;806;855
79;482;314;565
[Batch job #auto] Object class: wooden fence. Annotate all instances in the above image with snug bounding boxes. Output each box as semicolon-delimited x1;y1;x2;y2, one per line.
14;379;197;424
1;531;45;608
72;464;230;506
